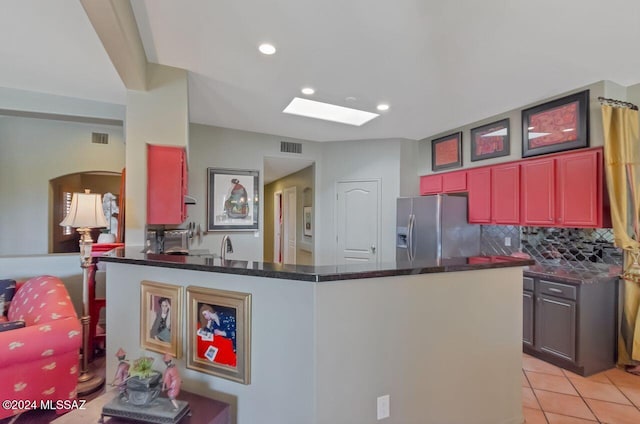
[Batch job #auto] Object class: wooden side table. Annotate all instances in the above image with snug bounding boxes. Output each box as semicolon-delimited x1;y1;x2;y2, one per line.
53;390;231;424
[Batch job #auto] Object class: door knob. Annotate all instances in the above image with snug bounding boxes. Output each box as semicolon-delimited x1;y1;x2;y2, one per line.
371;245;376;253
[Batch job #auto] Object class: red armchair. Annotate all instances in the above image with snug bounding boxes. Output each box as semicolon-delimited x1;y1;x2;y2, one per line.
0;275;82;420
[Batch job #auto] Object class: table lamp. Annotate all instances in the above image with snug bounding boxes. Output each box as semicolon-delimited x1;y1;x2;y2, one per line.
59;189;107;394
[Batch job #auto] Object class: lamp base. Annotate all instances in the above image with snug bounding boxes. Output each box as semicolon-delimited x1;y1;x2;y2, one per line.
77;373;105;396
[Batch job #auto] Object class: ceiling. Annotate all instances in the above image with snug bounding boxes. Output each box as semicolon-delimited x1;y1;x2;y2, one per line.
2;0;640;143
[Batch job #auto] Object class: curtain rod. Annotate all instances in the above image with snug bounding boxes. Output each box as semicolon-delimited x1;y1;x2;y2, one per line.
598;96;638;111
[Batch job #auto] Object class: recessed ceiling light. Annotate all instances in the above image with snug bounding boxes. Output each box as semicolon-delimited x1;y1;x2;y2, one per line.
301;87;315;95
258;43;276;55
283;97;379;126
377;103;390;111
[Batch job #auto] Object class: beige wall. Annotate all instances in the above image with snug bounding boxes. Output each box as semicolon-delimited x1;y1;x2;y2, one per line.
124;63;190;247
105;261;524;424
417;80;627;175
186;124;322;261
0;115;124;255
264;165;315;265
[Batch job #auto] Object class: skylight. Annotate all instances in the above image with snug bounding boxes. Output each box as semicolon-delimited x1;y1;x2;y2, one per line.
283;97;379;126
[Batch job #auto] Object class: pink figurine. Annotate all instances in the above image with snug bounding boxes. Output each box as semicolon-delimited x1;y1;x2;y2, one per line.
162;353;181;409
111;348;130;398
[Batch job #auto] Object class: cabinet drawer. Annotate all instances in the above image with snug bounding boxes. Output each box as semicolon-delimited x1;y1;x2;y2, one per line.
523;277;534;291
539;280;577;300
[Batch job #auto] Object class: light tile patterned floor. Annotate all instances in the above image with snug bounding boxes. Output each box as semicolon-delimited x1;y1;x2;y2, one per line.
523;353;640;423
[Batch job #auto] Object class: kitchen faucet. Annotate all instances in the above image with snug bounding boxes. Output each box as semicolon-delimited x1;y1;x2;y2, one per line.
220;235;233;261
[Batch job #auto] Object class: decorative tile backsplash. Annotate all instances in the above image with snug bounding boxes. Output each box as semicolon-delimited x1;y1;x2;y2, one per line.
480;225;623;271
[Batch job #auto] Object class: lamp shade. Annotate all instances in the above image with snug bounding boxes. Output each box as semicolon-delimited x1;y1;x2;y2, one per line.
60;190;108;229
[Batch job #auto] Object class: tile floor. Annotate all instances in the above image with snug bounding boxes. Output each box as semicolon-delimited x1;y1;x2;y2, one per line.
523;353;640;423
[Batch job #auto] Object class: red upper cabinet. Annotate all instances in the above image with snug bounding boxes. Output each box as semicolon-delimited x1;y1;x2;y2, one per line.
147;144;188;225
420;171;466;195
420;174;443;195
442;171;467;193
491;163;520;224
468;164;519;224
468;167;491;223
521;148;607;228
521;157;555;226
557;149;605;227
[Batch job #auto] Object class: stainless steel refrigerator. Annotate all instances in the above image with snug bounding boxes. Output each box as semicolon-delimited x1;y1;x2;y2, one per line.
396;194;481;261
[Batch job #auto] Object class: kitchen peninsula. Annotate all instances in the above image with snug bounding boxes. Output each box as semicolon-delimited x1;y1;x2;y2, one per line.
101;248;533;424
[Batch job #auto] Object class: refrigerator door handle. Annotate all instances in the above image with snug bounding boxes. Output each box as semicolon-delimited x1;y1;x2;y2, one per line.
408;214;415;261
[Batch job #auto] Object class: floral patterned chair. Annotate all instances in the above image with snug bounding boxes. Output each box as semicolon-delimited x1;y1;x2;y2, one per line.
0;275;82;420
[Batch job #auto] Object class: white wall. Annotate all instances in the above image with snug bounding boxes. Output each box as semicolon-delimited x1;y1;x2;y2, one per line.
0;115;124;255
105;261;524;424
125;64;190;247
316;138;411;265
187;124;323;261
105;262;316;424
315;267;524;424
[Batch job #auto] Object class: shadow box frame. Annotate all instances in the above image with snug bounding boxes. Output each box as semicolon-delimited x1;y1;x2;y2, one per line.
431;132;463;171
207;167;259;232
140;280;183;359
470;118;511;162
186;285;252;385
521;90;589;158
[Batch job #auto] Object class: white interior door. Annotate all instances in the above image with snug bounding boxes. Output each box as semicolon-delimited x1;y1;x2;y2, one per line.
336;180;380;264
273;191;282;263
283;187;297;264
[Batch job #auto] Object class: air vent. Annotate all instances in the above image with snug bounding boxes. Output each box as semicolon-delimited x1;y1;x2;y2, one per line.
281;141;302;154
92;132;109;144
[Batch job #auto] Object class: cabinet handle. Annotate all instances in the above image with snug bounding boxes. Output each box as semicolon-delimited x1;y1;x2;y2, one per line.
548;288;563;294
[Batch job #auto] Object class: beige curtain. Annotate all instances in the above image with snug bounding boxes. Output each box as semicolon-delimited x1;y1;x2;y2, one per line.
602;104;640;366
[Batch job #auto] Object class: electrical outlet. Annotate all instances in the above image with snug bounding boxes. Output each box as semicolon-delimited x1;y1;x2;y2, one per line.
254;231;260;238
377;395;390;420
504;237;511;247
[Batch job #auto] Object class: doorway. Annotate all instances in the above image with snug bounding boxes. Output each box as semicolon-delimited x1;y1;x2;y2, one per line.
335;179;381;264
273;191;282;263
283;187;297;264
51;171;121;253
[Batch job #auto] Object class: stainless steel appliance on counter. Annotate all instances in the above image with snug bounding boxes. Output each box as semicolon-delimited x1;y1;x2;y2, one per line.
145;228;190;254
396;194;480;262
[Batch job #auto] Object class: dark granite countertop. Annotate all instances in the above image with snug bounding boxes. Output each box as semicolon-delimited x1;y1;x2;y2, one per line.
99;247;534;282
524;262;622;285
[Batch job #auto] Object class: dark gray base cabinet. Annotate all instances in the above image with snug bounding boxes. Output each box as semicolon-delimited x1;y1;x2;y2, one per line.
522;274;617;376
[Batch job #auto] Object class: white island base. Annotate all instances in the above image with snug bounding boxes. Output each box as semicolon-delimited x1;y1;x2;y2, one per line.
105;262;524;424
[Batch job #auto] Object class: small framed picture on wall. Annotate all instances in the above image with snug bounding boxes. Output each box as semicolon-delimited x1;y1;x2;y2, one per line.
431;132;462;171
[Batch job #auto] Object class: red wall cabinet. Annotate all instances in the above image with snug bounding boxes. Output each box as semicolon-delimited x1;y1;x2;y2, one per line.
492;163;520;224
420;171;467;195
521;157;556;226
521;148;607;228
468;164;519;224
147;144;188;225
442;171;467;193
467;168;491;223
420;174;442;195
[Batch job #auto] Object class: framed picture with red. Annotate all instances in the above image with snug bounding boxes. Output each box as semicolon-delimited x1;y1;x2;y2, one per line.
431;131;462;171
521;90;589;158
470;118;510;162
186;285;251;384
